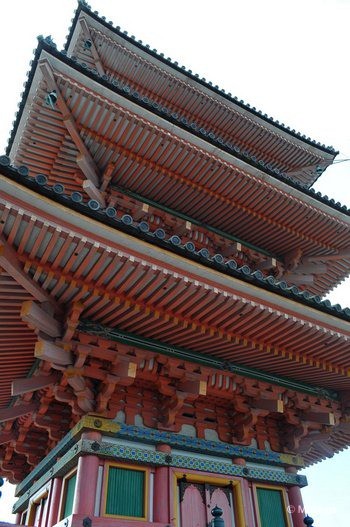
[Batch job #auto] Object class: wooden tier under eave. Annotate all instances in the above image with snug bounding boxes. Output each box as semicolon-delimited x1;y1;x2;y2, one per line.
64;2;337;188
1;175;350;391
6;45;350;297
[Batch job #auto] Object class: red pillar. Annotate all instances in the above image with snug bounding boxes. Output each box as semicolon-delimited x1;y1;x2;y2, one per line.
232;458;256;527
153;444;171;523
287;468;305;527
72;432;101;517
46;477;63;527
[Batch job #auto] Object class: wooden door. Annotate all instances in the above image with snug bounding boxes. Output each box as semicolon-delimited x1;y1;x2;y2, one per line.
178;481;236;527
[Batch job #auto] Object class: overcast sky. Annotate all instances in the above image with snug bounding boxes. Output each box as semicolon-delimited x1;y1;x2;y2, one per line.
1;1;349;525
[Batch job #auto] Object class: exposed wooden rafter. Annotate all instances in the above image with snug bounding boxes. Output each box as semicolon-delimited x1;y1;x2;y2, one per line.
79;17;106;76
39;59;106;207
12;374;60;396
305;249;350;262
0;236;62;314
0;403;39;423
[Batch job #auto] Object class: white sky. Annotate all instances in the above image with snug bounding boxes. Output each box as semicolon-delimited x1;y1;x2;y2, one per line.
0;1;349;525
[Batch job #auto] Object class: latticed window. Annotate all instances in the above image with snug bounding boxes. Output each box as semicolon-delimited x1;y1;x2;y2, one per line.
62;472;77;519
256;487;288;527
105;465;146;518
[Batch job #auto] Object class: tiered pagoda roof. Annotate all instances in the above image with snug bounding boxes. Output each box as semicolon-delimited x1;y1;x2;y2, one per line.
0;0;350;484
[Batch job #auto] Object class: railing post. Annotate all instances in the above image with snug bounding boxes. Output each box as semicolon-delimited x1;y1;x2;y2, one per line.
211;505;225;527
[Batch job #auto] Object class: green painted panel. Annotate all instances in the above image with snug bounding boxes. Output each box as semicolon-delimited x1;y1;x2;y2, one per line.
63;472;77;518
106;467;145;517
257;488;287;527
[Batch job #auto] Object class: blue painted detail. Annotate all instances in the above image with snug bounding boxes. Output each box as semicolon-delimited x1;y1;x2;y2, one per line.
71;191;83;202
121;214;133;225
53;183;65;194
138;221;149;232
84;440;307;487
105;206;117;218
113;423;282;465
88;199;100;210
35;174;48;186
169;235;181;246
154;228;166;239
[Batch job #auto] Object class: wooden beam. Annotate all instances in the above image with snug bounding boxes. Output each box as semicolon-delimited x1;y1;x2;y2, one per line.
295;263;328;274
79;18;106;76
257;257;277;271
0;403;38;423
221;242;242;257
303;411;335;425
21;301;62;337
305;250;350;262
39;59;100;188
0;236;62;314
0;430;16;444
254;398;284;413
113;361;137;379
299;431;331;450
82;179;106;208
35;340;73;366
284;274;314;285
133;203;149;221
178;379;207;396
101;162;115;192
285;162;327;177
12;373;59;396
176;220;192;236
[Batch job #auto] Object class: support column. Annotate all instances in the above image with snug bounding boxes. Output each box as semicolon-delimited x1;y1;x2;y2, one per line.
73;432;101;517
46;477;63;527
233;458;256;527
286;467;305;527
153;444;171;523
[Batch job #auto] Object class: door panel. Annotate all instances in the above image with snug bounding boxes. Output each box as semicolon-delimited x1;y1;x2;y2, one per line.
179;481;236;527
179;483;207;527
207;486;235;527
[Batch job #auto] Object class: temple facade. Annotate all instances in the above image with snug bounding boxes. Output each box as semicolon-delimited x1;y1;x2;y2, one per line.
1;2;350;527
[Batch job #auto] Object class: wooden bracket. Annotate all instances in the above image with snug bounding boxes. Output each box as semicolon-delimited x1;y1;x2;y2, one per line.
21;300;62;337
35;340;73;366
12;374;60;396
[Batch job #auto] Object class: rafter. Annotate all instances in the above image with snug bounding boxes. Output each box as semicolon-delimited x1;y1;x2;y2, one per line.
39;59;105;206
305;249;350;262
285;162;327;177
0;430;16;445
12;374;60;396
284;274;314;285
0;403;38;423
18;252;349;376
0;236;62;314
79;18;106;76
295;263;328;274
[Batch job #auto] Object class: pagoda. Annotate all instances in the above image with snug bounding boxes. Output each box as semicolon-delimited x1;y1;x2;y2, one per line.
1;2;350;527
